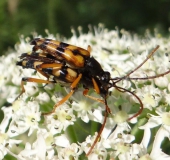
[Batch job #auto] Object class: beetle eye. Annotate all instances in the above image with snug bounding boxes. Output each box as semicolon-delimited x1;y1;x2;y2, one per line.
101;71;110;82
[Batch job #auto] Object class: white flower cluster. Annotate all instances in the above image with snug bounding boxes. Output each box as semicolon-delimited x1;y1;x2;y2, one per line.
0;25;170;160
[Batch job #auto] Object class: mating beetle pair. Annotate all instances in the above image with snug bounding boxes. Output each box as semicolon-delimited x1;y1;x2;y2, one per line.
16;38;170;156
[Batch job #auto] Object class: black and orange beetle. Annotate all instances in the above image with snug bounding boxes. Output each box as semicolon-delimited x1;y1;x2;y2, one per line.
16;38;170;156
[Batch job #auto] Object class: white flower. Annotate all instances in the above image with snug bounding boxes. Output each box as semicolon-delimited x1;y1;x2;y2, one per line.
45;103;76;134
107;123;141;159
57;143;82;160
139;106;170;159
81;132;108;160
135;85;162;110
0;106;22;159
71;90;103;123
35;92;50;104
17;142;38;160
9;100;41;137
32;133;47;160
113;111;129;123
141;106;170;129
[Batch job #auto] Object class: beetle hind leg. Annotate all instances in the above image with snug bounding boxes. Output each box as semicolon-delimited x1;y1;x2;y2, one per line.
15;77;55;100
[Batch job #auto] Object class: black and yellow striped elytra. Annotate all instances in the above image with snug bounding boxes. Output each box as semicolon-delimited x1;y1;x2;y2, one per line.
31;38;90;68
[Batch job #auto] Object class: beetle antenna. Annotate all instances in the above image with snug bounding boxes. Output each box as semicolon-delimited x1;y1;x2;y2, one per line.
111;45;160;83
86;98;109;156
124;69;170;81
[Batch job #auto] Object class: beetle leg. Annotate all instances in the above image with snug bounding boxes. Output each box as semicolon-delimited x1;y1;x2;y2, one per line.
83;78;111;156
87;45;92;53
15;77;54;100
83;89;104;104
86;106;109;156
42;73;82;115
83;78;111;113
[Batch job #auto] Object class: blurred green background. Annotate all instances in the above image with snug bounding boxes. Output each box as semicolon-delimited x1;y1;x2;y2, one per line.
0;0;170;55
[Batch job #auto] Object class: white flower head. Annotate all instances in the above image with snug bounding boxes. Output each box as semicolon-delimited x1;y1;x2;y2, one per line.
81;132;108;160
136;85;162;110
57;143;82;160
45;103;76;134
71;89;103;123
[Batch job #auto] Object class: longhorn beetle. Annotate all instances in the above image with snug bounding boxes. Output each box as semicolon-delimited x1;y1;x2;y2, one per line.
16;38;170;156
